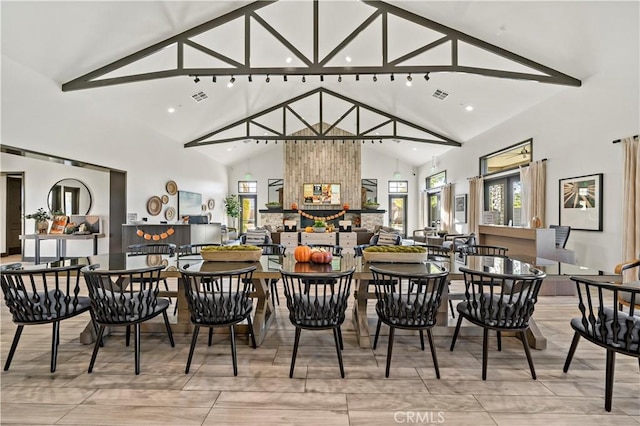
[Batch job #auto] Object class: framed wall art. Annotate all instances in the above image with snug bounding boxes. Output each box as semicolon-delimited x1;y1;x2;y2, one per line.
454;194;467;223
559;173;603;231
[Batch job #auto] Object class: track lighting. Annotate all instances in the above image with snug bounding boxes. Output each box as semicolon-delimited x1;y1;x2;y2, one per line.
406;74;412;87
356;74;360;81
227;76;235;88
373;74;377;82
424;72;430;81
320;75;324;82
338;75;342;82
212;76;216;83
379;140;382;143
193;76;200;83
390;74;395;81
248;75;252;82
266;75;270;83
283;75;288;82
302;75;306;83
371;140;374;144
256;140;259;144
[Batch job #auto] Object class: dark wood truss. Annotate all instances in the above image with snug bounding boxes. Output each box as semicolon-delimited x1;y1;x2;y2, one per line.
184;87;461;147
62;0;581;91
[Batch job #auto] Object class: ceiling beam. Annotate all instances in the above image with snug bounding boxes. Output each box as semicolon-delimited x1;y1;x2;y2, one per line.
62;0;581;91
184;87;462;148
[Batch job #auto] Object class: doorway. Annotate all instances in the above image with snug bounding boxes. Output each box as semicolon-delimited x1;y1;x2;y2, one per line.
239;195;257;234
3;173;23;256
388;194;407;237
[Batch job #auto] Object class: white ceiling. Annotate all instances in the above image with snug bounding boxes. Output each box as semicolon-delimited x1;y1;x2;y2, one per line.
1;1;619;167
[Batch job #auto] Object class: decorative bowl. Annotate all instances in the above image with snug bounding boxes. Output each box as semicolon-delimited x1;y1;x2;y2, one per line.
363;203;380;210
265;203;282;210
201;249;262;262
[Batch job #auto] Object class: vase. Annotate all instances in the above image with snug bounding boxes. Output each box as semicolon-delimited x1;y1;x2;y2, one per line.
531;216;542;228
36;220;49;234
312;227;326;233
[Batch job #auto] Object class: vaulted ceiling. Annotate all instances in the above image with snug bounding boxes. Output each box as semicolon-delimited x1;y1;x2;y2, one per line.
2;1;618;167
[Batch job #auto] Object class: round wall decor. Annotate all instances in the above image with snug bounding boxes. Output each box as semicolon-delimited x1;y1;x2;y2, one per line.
165;180;178;195
202;204;207;211
165;207;176;221
207;199;215;210
161;195;169;204
147;196;162;216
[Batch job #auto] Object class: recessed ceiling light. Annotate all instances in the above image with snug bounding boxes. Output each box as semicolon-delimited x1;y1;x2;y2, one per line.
345;56;352;63
412;147;417;151
167;107;175;113
226;147;233;152
285;57;292;63
465;105;474;111
375;132;380;135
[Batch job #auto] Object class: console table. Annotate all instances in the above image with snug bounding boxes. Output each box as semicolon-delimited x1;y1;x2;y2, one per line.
20;233;105;264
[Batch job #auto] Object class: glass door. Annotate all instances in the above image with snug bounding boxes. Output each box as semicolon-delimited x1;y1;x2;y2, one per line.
239;195;257;234
427;191;441;229
388;195;407;237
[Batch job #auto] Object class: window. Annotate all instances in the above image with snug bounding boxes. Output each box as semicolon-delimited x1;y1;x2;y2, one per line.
388;180;408;193
427;171;446;189
425;171;446;228
238;181;257;193
484;174;522;226
480;139;532;176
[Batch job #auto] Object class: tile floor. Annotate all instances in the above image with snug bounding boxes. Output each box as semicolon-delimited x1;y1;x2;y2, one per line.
1;257;639;425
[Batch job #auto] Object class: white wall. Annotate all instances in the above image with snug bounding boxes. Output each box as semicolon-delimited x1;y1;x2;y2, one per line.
418;3;639;271
0;174;6;253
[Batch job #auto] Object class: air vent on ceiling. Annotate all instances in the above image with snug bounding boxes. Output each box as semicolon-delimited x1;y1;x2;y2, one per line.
432;89;449;100
191;91;208;102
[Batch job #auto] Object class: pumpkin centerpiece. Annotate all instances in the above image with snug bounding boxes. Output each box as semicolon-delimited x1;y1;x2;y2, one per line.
310;248;333;264
294;245;312;262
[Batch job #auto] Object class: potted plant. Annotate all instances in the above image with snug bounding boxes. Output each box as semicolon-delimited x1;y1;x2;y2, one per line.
363;199;380;210
312;220;327;233
265;202;282;210
26;208;51;234
223;194;241;229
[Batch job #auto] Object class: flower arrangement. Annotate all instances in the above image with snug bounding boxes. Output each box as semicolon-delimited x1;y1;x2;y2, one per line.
25;208;51;222
313;220;326;228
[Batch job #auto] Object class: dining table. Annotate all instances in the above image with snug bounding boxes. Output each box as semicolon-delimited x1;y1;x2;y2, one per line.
41;251;617;350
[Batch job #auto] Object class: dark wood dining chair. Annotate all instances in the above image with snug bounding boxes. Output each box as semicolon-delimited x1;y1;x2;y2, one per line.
255;244;286;306
1;263;97;373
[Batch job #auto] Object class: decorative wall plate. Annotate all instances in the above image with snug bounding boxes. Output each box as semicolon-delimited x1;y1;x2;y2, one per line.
207;199;215;210
161;195;169;204
202;204;207;211
165;206;176;221
146;254;162;266
165;180;177;195
147;196;162;216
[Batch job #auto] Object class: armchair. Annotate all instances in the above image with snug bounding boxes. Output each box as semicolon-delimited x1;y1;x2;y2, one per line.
411;227;438;243
614;257;640;311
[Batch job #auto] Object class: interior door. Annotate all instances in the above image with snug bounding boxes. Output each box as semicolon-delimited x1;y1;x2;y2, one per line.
388;194;407;237
239;195;257;234
6;175;22;255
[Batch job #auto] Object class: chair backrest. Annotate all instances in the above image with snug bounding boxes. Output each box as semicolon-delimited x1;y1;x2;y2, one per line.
240;229;272;245
1;263;88;323
180;265;256;325
423;244;451;257
549;225;571;248
256;243;286;255
127;243;176;256
81;264;165;324
177;243;220;256
370;264;448;327
458;266;546;329
462;244;508;256
280;267;355;327
570;276;640;356
305;244;343;256
370;232;402;246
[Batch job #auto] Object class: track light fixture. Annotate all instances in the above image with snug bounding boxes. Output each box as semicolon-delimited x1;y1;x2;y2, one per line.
256;140;259;144
283;75;288;82
227;76;235;88
248;75;252;82
212;76;216;83
373;74;377;82
193;76;200;83
302;75;306;83
266;75;270;83
424;72;430;81
379;140;383;143
390;74;395;81
338;75;342;83
406;74;412;87
356;74;360;81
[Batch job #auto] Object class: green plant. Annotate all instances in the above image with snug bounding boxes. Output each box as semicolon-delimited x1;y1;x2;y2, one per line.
25;208;51;222
313;220;326;227
224;194;240;219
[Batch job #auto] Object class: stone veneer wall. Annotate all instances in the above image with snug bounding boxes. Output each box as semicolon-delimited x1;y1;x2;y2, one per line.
283;124;361;210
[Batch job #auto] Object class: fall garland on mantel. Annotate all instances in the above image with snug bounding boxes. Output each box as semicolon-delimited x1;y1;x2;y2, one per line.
297;209;347;221
136;227;175;241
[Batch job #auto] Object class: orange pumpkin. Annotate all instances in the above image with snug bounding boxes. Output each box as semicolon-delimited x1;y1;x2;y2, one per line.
305;226;314;233
143;233;152;240
294;245;312;262
160;232;168;239
167;228;175;235
152;234;160;241
291;203;298;210
136;229;144;237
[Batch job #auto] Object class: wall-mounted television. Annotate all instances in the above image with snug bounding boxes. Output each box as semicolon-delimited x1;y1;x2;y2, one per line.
178;190;202;218
303;183;341;205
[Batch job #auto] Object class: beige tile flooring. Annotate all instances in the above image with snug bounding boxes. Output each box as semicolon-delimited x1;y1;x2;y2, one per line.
1;257;639;425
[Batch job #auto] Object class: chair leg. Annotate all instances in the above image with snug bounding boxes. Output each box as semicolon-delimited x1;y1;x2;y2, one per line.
185;326;200;374
89;310;103;347
563;332;581;373
482;328;489;381
88;325;106;373
497;331;502;352
290;327;301;378
333;328;345;378
373;318;382;350
163;279;172;305
162;310;175;347
426;329;440;379
4;325;23;371
337;326;344;350
247;316;257;349
450;314;464;351
385;327;395;378
271;279;280;306
229;325;238;376
50;321;60;373
419;330;425;351
126;325;131;347
605;349;615;412
134;323;141;375
520;331;536;380
208;328;214;346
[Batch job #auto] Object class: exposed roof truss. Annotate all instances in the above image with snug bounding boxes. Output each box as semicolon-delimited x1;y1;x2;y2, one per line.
62;0;581;91
184;87;461;147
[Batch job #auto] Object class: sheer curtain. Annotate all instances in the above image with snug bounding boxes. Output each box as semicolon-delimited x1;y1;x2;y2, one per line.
622;136;640;282
418;191;428;229
440;183;454;232
520;160;546;227
468;176;483;236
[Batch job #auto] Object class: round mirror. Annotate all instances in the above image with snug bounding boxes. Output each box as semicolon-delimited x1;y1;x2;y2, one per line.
47;178;92;215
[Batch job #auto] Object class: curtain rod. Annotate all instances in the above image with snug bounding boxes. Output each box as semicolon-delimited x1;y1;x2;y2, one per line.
612;134;639;144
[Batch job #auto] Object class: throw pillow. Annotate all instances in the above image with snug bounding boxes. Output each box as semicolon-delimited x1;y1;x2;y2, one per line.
245;229;268;245
377;230;399;246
